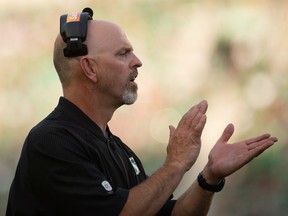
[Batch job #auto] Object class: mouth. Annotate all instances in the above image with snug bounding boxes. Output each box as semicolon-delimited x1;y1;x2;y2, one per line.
129;71;138;82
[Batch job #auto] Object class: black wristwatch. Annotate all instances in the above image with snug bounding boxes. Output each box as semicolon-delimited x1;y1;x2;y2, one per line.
197;172;225;192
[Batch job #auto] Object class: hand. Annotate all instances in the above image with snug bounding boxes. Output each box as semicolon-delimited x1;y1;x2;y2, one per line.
203;123;278;182
165;100;208;172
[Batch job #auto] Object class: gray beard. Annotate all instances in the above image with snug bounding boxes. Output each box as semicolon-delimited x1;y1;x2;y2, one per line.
122;88;138;105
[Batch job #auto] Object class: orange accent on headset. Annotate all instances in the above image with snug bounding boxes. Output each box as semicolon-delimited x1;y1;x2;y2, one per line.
66;12;81;23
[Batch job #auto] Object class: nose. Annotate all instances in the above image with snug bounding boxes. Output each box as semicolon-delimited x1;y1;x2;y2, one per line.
131;53;142;69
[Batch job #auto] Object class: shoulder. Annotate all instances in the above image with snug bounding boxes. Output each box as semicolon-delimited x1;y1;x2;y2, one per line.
28;115;88;142
25;118;89;158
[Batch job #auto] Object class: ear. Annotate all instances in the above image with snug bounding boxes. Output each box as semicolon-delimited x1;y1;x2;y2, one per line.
79;57;98;83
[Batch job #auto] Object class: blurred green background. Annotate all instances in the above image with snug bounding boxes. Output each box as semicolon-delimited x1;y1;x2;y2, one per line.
1;0;287;215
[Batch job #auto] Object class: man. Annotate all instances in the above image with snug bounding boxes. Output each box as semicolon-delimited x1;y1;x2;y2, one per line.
6;9;277;216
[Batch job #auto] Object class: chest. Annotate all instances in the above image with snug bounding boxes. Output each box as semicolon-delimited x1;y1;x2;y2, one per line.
86;135;147;189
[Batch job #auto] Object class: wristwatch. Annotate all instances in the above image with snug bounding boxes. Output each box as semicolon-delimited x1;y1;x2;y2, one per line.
197;172;225;192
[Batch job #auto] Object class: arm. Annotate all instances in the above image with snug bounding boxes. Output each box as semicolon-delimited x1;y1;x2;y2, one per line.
119;100;208;216
171;123;278;216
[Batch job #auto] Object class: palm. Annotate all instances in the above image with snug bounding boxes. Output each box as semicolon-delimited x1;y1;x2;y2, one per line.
207;124;276;179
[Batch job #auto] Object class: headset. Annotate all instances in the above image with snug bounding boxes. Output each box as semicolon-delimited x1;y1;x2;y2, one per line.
60;8;93;57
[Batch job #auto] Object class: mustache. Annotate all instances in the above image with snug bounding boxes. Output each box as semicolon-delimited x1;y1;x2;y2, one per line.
129;69;138;81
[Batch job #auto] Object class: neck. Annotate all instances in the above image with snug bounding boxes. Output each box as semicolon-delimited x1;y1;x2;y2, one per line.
63;89;118;133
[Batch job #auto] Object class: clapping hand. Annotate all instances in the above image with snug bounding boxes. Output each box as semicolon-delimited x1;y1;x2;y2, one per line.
203;123;278;182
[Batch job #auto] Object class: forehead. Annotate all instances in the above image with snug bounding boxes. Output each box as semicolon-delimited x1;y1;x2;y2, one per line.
87;21;132;53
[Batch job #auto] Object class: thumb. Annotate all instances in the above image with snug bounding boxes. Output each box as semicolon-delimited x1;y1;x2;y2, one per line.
169;125;176;139
218;123;234;144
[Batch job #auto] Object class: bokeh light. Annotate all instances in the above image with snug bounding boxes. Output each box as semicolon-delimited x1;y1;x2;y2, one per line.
1;1;288;215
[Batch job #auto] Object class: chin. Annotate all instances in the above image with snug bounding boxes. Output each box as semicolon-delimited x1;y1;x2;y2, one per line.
122;91;138;105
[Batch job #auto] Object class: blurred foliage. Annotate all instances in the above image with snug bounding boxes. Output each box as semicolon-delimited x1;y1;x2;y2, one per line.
1;0;288;215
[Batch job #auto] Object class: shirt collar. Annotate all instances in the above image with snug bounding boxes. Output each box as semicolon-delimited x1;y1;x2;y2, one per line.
54;96;108;140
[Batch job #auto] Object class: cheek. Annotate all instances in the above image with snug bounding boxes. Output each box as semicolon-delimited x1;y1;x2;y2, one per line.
98;69;127;93
97;59;129;88
104;67;128;85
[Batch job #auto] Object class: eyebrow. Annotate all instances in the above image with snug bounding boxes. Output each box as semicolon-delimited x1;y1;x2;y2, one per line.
116;46;133;54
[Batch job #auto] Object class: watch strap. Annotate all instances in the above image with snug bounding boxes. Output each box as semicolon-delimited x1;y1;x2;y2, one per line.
197;172;225;192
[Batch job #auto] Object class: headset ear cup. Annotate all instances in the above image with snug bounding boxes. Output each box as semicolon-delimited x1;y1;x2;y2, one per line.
59;8;94;57
63;40;88;57
60;14;68;42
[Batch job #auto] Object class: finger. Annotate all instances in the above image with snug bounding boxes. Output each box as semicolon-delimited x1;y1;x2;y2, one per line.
217;123;234;143
180;100;208;129
246;140;275;161
190;101;208;128
194;114;207;134
247;137;277;151
190;111;205;129
244;133;271;145
177;106;198;128
199;100;208;115
169;125;176;139
186;100;207;119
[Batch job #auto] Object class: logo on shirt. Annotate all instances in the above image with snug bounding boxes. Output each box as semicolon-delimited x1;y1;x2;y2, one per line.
129;157;140;175
101;181;113;192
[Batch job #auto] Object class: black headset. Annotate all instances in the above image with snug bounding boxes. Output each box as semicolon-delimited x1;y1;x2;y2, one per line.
60;8;93;57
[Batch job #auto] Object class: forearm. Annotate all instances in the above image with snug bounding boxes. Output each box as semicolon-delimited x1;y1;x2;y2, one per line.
172;180;214;216
119;163;185;216
119;101;208;215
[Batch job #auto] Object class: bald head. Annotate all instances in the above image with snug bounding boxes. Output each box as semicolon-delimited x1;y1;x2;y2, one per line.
85;20;129;56
53;20;129;89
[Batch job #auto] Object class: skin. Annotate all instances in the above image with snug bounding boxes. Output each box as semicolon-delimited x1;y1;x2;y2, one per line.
53;20;278;216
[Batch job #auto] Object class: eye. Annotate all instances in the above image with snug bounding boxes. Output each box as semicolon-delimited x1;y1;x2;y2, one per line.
119;52;127;56
119;49;129;56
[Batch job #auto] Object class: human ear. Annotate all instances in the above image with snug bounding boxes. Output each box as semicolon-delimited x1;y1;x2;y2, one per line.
79;57;98;83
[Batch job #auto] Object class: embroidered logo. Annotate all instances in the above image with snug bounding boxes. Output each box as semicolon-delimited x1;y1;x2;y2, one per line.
101;181;112;192
129;157;140;175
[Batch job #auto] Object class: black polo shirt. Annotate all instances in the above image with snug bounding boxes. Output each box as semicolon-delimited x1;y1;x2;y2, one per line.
6;97;176;216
